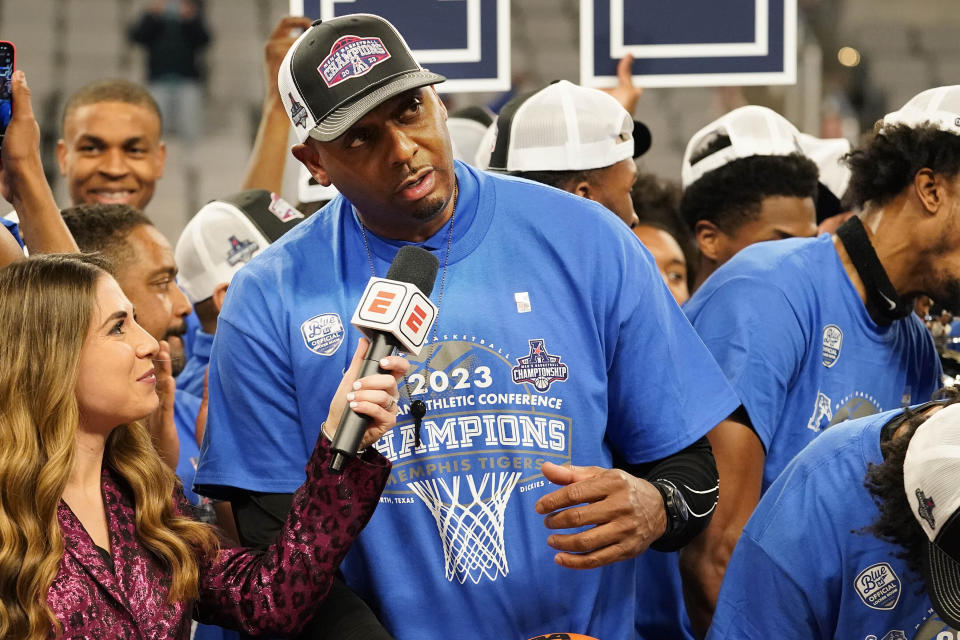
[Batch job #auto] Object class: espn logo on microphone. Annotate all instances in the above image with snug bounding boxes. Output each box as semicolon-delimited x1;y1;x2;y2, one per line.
352;277;438;355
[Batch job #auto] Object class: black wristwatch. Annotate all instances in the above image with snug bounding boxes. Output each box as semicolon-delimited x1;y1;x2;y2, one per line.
651;479;690;540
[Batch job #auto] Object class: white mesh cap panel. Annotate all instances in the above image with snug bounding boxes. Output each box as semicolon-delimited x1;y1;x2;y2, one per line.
175;202;269;304
798;133;853;200
682;105;803;188
904;403;960;541
883;86;960;135
503;80;635;172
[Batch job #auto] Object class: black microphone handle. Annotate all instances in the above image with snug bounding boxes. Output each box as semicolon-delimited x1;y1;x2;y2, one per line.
329;332;398;473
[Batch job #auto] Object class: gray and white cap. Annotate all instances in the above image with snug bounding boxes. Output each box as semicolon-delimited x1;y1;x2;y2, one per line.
278;13;445;143
904;402;960;629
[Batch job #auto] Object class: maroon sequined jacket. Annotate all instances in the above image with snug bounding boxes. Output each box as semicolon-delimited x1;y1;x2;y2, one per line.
47;437;389;639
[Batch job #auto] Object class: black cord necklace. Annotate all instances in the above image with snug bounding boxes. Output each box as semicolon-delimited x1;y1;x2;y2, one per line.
835;216;912;323
356;181;458;447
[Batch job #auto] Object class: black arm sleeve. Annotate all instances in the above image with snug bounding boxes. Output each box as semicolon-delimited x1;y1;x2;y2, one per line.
230;491;395;640
613;435;718;552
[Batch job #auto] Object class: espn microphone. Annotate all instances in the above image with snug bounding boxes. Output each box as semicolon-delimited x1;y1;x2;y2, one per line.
329;245;440;472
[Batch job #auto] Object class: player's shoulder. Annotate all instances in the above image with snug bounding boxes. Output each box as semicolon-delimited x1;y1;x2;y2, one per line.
686;236;829;317
748;411;891;537
479;168;634;239
232;197;344;289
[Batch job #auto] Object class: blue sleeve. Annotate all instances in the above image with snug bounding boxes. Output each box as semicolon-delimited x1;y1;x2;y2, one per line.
604;234;740;463
194;272;311;497
708;534;822;639
1;217;23;249
687;277;807;452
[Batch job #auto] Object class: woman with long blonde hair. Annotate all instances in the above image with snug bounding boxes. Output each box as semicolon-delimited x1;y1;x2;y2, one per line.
0;253;406;639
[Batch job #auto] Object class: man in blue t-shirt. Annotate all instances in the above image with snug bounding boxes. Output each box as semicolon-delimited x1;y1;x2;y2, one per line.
174;189;310;398
709;395;960;639
194;14;744;640
682;86;960;631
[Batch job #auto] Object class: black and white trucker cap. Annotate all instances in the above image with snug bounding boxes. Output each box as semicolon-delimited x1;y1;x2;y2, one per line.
278;13;445;143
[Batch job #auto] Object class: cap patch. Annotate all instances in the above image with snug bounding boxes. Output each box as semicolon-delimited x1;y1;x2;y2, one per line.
288;93;308;129
319;36;391;88
267;192;303;223
226;235;258;267
917;488;936;530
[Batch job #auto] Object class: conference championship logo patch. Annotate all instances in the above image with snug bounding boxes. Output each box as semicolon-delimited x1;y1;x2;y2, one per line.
822;324;843;367
917;489;936;529
512;339;568;392
319;36;391;87
854;562;902;611
287;92;307;129
225;236;258;266
300;313;345;356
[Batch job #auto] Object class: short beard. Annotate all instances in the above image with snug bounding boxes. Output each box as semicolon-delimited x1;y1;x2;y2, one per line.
929;273;960;314
409;191;450;221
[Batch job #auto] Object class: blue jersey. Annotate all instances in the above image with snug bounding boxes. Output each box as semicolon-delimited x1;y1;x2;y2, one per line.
195;162;739;640
176;328;212;399
173;391;239;640
1;216;23;249
684;235;941;491
708;409;956;640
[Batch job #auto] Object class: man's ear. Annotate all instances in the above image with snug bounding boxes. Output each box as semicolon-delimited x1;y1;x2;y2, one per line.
913;168;942;215
292;141;332;186
694;219;724;262
572;179;593;201
212;282;229;314
56;139;68;176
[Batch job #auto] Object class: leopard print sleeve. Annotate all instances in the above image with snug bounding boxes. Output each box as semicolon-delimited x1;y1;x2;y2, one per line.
194;436;390;635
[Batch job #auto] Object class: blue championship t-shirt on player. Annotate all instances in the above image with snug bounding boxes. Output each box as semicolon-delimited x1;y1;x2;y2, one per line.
194;161;739;640
709;409;957;640
684;235;941;491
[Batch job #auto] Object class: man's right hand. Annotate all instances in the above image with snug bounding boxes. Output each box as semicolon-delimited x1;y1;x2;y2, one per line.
0;70;42;205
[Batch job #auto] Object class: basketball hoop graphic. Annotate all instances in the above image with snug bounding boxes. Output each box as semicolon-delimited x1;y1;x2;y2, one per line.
408;471;522;584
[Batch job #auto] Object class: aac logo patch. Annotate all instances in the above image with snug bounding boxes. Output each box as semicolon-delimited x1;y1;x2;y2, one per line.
287;92;307;129
512;339;568;392
300;313;345;356
226;235;258;266
822;324;843;367
854;562;902;611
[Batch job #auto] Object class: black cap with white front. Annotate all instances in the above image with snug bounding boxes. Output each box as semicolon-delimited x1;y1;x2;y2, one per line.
278;13;445;142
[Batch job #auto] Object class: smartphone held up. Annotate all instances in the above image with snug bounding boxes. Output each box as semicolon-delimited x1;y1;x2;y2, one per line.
0;41;15;149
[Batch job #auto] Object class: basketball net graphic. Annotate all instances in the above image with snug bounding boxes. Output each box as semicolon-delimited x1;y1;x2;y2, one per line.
408;471;522;584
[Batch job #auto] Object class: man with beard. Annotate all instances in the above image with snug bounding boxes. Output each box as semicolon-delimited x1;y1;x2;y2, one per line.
194;14;743;640
682;87;954;633
709;389;960;640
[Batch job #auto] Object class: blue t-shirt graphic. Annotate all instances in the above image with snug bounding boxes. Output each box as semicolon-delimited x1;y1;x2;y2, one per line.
684;234;941;491
708;409;956;640
195;162;739;640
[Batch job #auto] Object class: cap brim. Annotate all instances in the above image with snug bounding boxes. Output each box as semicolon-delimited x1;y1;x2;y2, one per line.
924;541;960;628
633;120;652;158
308;70;446;142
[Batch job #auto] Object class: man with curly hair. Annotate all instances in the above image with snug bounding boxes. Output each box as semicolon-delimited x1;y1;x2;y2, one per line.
680;105;819;291
681;91;951;633
709;389;960;639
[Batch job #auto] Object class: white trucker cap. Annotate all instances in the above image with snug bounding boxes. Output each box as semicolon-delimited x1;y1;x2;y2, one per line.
682;105;803;189
881;86;960;135
485;80;651;173
903;402;960;629
175;190;309;304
